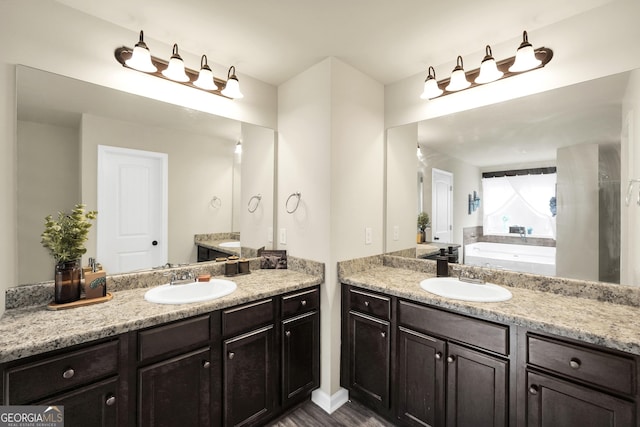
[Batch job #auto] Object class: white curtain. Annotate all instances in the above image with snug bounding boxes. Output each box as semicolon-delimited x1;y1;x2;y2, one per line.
482;173;556;238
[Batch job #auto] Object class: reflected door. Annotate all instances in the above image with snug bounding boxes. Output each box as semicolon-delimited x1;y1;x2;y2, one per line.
432;168;453;243
97;145;167;273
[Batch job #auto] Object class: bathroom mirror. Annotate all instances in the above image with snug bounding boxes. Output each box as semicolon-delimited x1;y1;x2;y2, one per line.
386;69;636;285
16;66;275;286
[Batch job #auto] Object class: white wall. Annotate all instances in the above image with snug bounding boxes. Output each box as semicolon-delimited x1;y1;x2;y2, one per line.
385;0;640;129
622;70;640;285
81;114;236;268
17;121;80;284
278;57;384;408
0;64;16;317
240;123;275;250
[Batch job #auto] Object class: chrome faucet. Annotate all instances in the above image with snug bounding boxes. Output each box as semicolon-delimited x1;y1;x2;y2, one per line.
169;270;195;285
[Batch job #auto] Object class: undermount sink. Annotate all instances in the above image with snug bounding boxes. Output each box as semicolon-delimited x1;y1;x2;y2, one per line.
219;241;241;248
419;277;512;302
144;279;237;304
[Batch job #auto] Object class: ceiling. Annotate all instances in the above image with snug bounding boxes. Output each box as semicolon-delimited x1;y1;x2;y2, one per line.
417;70;630;169
55;0;612;86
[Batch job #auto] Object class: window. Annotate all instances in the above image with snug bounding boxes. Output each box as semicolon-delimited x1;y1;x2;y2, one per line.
482;173;556;238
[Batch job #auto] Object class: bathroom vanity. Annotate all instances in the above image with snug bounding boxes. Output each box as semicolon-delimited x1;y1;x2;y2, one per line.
0;268;321;427
340;256;640;427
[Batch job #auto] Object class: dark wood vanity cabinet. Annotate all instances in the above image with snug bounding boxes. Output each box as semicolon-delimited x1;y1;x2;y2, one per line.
342;287;393;416
521;332;637;427
1;337;126;427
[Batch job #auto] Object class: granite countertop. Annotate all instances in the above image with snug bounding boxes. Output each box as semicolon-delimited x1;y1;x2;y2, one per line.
0;269;322;364
342;265;640;356
416;242;460;258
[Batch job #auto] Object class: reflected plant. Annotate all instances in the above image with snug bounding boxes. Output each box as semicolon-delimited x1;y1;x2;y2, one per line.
41;204;97;263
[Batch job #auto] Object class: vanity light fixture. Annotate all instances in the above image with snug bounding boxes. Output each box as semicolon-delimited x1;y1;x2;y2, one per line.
421;30;553;100
115;30;243;99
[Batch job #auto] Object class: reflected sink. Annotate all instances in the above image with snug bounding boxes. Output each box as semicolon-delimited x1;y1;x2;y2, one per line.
419;277;512;302
219;241;240;248
144;279;237;304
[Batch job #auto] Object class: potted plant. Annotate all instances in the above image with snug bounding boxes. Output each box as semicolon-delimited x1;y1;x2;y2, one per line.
41;204;97;304
417;212;430;243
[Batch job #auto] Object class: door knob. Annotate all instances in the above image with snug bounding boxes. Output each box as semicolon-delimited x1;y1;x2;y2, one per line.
152;240;158;246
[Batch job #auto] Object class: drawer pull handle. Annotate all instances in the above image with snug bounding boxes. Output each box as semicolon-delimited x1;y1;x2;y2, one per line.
569;358;581;369
105;395;116;406
285;330;291;337
529;384;539;395
300;300;307;307
364;301;370;307
446;355;455;363
62;368;75;379
435;352;443;360
202;360;211;368
380;331;386;338
228;352;235;360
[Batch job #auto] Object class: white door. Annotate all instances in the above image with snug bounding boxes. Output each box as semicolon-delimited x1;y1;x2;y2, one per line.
432;168;453;243
97;145;168;273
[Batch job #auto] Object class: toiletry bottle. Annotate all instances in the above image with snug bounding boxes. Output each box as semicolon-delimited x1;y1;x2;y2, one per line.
436;248;449;277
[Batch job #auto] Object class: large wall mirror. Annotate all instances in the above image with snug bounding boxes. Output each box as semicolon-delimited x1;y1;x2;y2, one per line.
16;66;275;286
386;69;639;286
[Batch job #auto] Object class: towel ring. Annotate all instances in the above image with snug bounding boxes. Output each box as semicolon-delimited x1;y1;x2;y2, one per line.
248;194;262;213
625;179;640;207
286;192;302;214
210;196;222;208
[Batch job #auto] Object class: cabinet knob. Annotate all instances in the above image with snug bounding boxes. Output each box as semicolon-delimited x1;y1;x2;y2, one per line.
228;352;235;360
285;330;291;337
446;355;455;363
62;368;75;379
569;358;581;369
435;352;443;360
202;360;211;368
300;300;307;307
105;395;116;406
529;384;539;395
380;331;386;338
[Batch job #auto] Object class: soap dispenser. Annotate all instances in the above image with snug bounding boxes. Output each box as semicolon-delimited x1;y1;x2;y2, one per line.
436;248;449;277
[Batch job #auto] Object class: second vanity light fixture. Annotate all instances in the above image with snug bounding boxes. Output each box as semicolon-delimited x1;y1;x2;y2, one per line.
115;31;244;99
421;31;553;100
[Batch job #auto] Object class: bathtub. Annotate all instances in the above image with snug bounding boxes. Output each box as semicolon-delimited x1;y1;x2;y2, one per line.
464;242;556;276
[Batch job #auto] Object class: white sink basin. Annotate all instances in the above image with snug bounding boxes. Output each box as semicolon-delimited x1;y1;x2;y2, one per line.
144;279;237;304
219;241;240;248
419;277;512;302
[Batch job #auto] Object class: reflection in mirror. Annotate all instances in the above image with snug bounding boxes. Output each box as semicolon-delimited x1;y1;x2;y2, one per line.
16;66;275;286
387;70;639;285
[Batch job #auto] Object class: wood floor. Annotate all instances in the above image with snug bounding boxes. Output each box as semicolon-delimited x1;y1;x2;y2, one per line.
267;400;397;427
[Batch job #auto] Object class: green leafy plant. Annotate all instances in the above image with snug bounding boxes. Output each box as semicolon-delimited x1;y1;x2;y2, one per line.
41;204;97;263
417;212;430;231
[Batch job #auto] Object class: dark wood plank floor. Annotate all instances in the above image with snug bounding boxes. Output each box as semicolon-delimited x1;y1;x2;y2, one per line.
267;400;397;426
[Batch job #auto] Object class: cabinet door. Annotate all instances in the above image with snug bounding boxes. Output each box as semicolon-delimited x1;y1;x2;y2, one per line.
223;325;276;427
397;327;446;427
38;377;119;427
138;347;212;427
347;311;391;410
281;311;319;405
446;343;508;427
526;371;634;427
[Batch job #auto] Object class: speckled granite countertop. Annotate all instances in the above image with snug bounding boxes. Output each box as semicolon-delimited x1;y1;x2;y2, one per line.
0;269;322;364
341;263;640;356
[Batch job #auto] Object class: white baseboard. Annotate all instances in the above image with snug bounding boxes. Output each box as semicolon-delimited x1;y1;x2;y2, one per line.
311;387;349;414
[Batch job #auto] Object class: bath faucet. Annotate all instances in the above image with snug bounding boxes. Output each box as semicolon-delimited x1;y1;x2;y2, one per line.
169;270;195;285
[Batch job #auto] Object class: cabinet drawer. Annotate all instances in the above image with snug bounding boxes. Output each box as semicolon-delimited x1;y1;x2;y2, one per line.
5;340;119;404
282;288;319;318
139;315;210;362
398;300;509;355
349;288;391;321
527;335;636;395
222;298;274;337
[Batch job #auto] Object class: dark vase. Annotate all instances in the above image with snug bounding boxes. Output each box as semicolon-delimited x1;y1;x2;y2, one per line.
55;260;81;304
